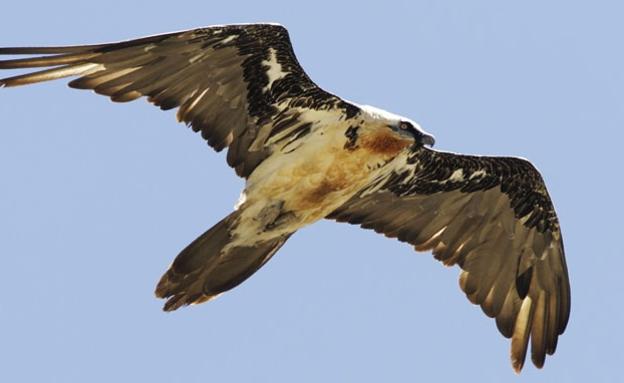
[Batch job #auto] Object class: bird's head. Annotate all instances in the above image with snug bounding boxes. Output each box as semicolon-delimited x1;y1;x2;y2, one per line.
359;104;435;147
391;120;435;147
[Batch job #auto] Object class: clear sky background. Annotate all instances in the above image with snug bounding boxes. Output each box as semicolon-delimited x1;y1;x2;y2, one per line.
0;1;621;382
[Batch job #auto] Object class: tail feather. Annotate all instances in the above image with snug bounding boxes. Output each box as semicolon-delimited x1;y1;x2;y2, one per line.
155;211;292;311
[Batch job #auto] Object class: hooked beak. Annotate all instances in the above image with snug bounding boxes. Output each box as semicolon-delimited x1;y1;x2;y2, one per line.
422;133;435;147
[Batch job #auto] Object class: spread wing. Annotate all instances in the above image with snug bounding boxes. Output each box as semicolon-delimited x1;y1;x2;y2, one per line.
0;23;359;177
328;146;570;372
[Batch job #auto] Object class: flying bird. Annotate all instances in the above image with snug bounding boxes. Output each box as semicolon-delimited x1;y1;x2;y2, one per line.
0;23;569;372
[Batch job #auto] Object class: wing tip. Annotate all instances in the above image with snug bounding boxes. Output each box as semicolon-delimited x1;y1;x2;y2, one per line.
0;46;92;55
161;293;188;312
511;358;524;374
512;361;522;374
531;354;546;369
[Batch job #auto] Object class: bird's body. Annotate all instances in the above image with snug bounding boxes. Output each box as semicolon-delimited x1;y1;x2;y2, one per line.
156;105;417;309
240;109;413;236
0;23;569;373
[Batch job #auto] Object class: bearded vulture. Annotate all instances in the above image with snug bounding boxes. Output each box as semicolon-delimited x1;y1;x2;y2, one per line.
0;23;569;372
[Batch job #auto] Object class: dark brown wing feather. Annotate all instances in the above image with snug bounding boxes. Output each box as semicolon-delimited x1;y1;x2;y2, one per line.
328;147;570;372
0;24;358;177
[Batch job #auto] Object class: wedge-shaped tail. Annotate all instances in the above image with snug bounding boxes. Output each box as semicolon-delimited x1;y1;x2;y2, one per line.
156;211;291;311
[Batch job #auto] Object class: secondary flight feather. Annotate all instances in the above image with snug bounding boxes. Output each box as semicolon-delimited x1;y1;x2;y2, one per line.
0;23;569;373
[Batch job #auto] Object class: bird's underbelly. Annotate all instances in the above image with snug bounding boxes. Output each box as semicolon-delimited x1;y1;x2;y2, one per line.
230;131;400;244
260;148;374;220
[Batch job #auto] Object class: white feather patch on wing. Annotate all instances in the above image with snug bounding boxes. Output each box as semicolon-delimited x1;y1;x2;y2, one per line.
262;47;288;91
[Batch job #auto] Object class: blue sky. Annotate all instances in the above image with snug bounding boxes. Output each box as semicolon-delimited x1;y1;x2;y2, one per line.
0;1;621;382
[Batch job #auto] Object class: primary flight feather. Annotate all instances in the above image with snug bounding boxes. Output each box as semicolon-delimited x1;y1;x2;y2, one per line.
0;23;569;372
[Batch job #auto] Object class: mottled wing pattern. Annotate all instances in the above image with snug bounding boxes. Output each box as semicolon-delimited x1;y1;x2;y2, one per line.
328;147;570;372
0;24;359;177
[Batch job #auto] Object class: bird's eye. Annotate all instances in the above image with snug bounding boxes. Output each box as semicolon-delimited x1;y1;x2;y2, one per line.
399;122;410;130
